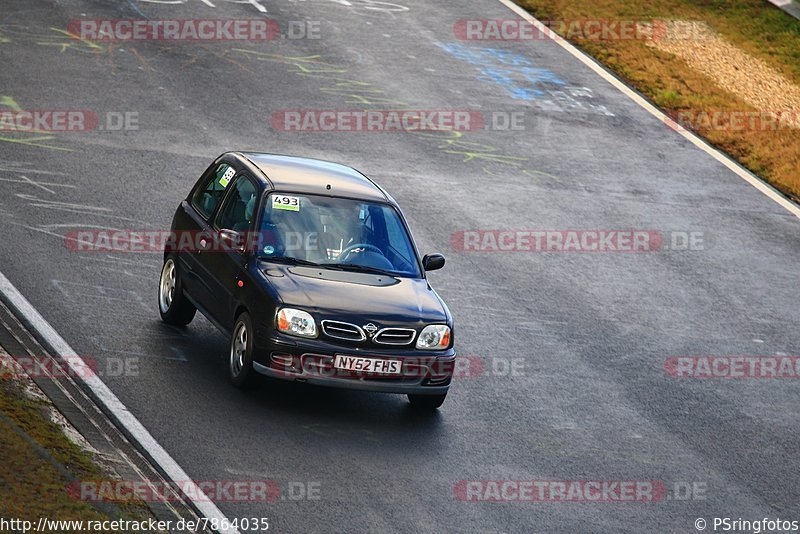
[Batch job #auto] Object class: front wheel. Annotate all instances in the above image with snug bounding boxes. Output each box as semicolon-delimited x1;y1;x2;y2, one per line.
229;312;256;388
408;392;447;410
158;255;196;326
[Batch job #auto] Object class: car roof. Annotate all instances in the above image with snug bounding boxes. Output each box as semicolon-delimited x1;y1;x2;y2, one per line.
237;152;390;203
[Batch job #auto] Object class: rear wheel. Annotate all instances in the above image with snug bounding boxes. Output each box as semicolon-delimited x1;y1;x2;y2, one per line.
229;312;256;388
408;392;447;410
158;255;196;326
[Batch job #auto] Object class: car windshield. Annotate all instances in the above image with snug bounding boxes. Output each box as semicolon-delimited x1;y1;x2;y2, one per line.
257;193;421;277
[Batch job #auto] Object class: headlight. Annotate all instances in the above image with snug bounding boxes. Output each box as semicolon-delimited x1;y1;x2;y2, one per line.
276;308;317;338
416;325;451;350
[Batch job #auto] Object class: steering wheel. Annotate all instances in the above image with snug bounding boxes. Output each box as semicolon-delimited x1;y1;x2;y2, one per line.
339;243;384;261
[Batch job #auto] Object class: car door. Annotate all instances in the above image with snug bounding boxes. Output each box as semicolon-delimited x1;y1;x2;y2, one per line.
193;172;260;329
178;161;238;305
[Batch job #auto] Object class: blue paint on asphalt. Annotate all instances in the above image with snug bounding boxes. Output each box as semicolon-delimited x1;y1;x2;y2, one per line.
125;0;149;19
437;42;565;100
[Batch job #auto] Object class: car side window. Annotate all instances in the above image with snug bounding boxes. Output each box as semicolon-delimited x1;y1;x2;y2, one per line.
215;175;258;232
191;163;237;219
384;209;417;265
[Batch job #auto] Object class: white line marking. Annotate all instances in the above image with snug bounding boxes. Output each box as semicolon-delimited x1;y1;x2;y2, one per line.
19;175;56;195
16;194;114;212
0;164;67;176
40;223;122;229
7;222;117;250
78;254;161;268
496;0;800;219
233;0;268;13
0;176;75;189
0;270;239;534
89;265;152;280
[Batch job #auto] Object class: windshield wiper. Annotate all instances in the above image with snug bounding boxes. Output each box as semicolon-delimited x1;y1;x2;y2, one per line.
325;263;396;276
260;257;397;276
259;256;322;267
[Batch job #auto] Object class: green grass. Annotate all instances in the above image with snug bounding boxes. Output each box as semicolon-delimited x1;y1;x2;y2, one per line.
0;375;149;522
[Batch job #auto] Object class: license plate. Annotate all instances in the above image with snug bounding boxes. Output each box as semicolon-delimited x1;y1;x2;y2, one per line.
333;355;401;375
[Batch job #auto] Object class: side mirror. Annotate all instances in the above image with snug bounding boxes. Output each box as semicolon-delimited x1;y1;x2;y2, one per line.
219;229;246;254
422;253;445;271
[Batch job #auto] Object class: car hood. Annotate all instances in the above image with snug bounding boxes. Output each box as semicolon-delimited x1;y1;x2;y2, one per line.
258;263;449;326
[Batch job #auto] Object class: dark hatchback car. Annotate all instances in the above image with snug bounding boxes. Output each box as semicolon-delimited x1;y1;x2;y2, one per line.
158;152;455;409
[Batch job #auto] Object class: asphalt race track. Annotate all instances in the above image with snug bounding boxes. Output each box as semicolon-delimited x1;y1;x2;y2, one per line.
1;0;799;532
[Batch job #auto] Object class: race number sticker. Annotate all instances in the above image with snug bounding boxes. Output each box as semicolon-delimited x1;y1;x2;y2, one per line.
218;166;236;187
272;195;300;211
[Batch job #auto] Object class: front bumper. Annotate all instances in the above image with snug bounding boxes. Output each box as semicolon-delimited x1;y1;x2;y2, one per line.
252;333;455;395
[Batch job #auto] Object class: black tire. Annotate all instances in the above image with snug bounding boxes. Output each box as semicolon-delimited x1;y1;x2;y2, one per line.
158;254;196;326
229;312;256;388
408;392;447;410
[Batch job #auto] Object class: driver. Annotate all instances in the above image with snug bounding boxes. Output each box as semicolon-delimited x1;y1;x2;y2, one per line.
333;205;393;271
318;204;366;260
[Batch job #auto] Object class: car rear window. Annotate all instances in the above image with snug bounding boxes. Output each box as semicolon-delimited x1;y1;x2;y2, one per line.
192;163;236;219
